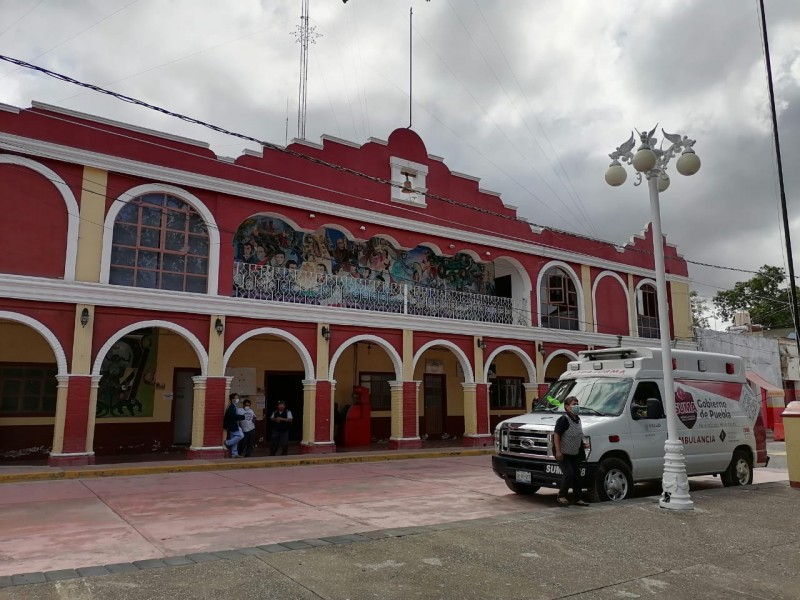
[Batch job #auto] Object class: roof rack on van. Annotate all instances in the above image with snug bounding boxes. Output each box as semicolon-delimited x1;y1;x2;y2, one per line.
579;347;640;361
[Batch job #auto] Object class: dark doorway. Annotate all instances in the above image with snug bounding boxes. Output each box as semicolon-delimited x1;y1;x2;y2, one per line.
423;374;446;439
265;372;304;441
495;274;512;298
172;368;201;445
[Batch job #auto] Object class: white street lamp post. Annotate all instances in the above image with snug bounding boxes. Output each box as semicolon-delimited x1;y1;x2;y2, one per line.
606;127;701;511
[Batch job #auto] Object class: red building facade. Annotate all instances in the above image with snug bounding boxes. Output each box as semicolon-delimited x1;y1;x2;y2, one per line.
0;101;692;465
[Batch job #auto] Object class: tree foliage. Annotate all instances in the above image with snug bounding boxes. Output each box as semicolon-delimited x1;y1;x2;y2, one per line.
690;291;710;328
712;265;795;329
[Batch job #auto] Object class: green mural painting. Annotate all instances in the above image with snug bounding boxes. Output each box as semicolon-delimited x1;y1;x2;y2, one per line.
96;329;158;418
232;216;495;296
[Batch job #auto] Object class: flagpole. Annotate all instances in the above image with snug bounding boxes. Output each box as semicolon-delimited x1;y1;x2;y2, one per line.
759;0;800;356
409;6;413;128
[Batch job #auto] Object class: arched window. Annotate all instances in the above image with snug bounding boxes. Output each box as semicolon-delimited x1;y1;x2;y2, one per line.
109;193;209;292
540;267;579;330
637;284;660;338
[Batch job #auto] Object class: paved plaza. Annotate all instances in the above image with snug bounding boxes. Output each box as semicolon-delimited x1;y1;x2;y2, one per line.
0;446;795;598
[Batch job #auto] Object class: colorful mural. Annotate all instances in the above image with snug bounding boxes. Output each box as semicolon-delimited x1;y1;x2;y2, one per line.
232;216;495;294
96;330;158;418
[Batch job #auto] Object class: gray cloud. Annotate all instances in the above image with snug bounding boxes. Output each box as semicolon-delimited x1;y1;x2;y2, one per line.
1;0;799;313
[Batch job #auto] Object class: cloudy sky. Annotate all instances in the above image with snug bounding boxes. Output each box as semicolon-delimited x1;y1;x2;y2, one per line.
1;0;798;323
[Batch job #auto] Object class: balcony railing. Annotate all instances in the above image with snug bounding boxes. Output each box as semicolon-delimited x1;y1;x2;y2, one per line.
232;262;529;326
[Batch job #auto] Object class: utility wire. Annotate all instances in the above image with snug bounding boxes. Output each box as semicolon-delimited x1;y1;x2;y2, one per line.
1;56;793;286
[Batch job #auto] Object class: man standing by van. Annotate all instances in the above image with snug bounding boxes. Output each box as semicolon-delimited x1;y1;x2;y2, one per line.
553;397;590;506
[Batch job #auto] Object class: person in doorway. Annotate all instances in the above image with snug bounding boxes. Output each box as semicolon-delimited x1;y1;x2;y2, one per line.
223;393;245;458
553;396;590;506
269;400;293;456
237;398;257;457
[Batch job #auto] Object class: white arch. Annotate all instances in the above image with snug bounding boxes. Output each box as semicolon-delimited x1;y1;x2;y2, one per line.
412;339;475;384
634;278;657;293
634;278;658;315
329;334;403;379
456;249;482;262
0;154;79;281
100;183;220;294
0;311;68;376
494;255;533;293
535;260;585;331
416;242;444;256
316;222;356;241
483;344;537;383
591;270;631;334
223;328;314;380
542;349;579;381
245;212;304;233
92;320;208;376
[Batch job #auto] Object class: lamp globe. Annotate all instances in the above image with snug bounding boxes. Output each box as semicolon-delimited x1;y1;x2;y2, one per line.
676;150;701;176
605;162;627;186
632;147;657;172
657;172;671;192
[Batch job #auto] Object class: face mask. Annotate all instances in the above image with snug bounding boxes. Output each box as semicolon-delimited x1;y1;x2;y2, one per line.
570;405;580;415
233;398;239;404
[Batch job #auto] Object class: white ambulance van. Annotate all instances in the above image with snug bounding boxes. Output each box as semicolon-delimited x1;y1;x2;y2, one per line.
492;347;769;501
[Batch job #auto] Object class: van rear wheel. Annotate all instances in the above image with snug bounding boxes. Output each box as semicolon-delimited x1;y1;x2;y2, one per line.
590;458;633;502
721;450;753;487
504;480;541;495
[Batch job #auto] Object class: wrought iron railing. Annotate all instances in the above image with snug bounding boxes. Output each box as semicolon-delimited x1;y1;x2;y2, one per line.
232;262;529;325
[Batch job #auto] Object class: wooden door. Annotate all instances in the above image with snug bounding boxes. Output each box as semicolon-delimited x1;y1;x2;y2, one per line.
423;374;446;438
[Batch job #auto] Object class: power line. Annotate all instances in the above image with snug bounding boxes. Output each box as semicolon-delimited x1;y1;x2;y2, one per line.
1;55;793;286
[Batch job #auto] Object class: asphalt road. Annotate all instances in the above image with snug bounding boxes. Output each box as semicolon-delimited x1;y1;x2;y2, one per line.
0;445;793;599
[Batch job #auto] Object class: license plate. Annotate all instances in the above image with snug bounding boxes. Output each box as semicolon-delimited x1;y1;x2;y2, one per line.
515;470;531;483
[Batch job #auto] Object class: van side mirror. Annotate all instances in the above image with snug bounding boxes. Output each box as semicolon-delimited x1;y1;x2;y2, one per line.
646;398;664;419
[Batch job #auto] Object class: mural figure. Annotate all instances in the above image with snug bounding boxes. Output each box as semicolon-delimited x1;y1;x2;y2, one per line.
232;216;496;307
96;331;158;418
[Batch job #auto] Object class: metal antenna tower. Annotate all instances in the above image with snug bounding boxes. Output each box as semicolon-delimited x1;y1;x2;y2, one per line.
293;0;320;140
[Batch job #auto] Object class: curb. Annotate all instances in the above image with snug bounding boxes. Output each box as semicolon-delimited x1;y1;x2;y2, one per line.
0;447;494;484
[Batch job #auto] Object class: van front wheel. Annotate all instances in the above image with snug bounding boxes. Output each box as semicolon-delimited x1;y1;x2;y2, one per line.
721;450;753;487
590;458;632;502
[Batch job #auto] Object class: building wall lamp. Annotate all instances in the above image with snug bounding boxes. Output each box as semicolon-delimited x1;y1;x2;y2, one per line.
214;318;224;336
476;338;487;350
537;343;546;357
80;308;90;328
321;326;331;341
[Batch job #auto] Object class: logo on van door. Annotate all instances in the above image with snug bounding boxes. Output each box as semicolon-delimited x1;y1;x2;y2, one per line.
675;388;697;429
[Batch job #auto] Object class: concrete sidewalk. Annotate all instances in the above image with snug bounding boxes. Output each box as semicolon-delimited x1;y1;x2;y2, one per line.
3;480;798;599
0;446;494;484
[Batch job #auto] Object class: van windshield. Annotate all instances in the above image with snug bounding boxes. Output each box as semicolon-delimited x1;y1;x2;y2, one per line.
534;377;633;416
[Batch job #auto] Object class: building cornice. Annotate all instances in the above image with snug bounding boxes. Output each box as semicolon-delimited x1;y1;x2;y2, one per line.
0;132;690;283
0;273;675;349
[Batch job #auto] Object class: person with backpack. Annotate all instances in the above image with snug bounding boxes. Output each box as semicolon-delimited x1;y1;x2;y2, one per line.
223;393;245;458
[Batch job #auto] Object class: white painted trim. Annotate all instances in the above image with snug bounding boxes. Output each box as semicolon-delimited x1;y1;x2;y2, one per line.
99;183;220;294
0;311;68;375
541;349;579;381
0;133;693;283
31;101;211;148
222;327;314;380
483;344;537;383
412;339;474;384
591;271;631;334
0;272;662;349
634;278;657;293
92;319;209;376
329;334;403;380
494;254;534;316
0;154;79;281
536;260;585;331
